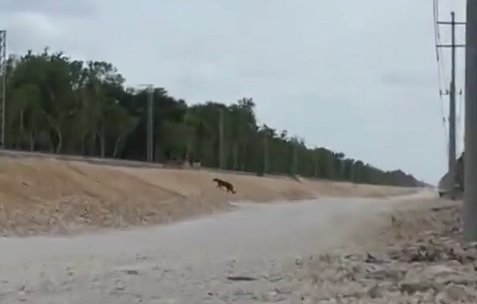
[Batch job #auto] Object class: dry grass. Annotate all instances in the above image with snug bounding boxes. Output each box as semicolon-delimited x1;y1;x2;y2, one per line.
0;157;416;236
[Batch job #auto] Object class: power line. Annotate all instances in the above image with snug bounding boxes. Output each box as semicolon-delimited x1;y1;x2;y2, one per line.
433;0;440;60
434;1;466;141
440;89;449;152
434;0;447;87
436;10;466;199
433;0;448;154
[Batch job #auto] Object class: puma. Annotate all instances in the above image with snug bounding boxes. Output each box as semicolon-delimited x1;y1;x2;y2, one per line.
213;178;236;194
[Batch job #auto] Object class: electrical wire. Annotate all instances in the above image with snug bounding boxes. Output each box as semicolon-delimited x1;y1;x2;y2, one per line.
433;0;449;154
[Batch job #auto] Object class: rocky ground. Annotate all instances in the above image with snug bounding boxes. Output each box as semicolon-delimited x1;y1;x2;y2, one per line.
294;199;476;303
0;196;417;304
1;193;468;304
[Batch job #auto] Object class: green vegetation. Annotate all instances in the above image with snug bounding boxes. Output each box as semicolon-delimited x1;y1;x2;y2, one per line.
3;49;422;187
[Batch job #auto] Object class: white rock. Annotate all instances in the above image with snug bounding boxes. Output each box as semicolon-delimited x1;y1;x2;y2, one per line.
424;265;459;277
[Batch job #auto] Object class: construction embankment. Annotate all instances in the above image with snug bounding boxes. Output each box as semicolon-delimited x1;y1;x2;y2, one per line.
0;156;416;236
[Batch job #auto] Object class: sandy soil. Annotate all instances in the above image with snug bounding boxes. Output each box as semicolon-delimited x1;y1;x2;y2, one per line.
0;191;430;304
0;156;415;236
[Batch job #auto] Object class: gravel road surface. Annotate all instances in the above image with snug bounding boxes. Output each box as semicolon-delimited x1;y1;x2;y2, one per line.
0;194;427;303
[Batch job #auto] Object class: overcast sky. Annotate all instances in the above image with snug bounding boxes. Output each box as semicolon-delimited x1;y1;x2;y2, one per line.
0;0;468;184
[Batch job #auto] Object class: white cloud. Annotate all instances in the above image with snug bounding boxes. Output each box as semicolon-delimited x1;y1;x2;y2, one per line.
0;0;95;18
4;12;63;53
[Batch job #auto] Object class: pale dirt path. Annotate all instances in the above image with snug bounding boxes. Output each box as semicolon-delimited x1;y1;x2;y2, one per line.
0;192;432;304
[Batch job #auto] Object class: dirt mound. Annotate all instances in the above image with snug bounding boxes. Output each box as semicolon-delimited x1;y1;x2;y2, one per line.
0;156;415;236
0;158;217;236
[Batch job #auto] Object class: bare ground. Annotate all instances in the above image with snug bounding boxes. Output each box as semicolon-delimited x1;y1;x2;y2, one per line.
0;157;414;236
0;193;424;304
0;155;443;303
295;197;476;303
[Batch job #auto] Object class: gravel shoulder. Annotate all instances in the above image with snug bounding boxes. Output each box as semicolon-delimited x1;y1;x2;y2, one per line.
295;197;475;303
0;192;432;304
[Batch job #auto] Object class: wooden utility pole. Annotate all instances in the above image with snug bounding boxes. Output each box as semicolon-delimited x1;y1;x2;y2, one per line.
437;12;466;199
464;0;477;241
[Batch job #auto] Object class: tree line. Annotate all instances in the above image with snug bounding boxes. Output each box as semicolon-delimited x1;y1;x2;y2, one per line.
1;49;424;187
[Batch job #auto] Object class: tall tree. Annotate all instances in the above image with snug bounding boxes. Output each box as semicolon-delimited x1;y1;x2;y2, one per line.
2;48;425;187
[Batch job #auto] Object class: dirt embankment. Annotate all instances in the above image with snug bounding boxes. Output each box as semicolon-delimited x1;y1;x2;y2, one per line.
0;157;414;236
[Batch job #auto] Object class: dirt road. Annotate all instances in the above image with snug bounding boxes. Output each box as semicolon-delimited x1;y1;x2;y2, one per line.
0;192;430;303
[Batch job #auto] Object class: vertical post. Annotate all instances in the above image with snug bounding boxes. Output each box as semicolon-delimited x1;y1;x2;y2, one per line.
449;12;457;199
146;86;154;162
339;159;345;180
218;108;225;169
0;30;6;148
291;141;297;175
313;151;319;178
464;0;477;241
350;161;355;183
327;153;334;180
263;134;269;174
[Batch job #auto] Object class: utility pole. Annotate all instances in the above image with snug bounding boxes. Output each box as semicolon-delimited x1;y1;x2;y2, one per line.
0;30;6;149
437;12;466;199
263;134;269;174
441;81;456;199
440;86;464;152
291;141;298;176
464;0;477;241
328;153;335;180
218;108;225;169
138;84;154;162
449;12;457;199
350;162;355;183
339;159;345;180
313;150;319;178
146;86;154;162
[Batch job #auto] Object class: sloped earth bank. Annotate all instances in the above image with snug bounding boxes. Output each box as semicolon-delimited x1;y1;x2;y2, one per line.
0;191;433;303
0;157;414;236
